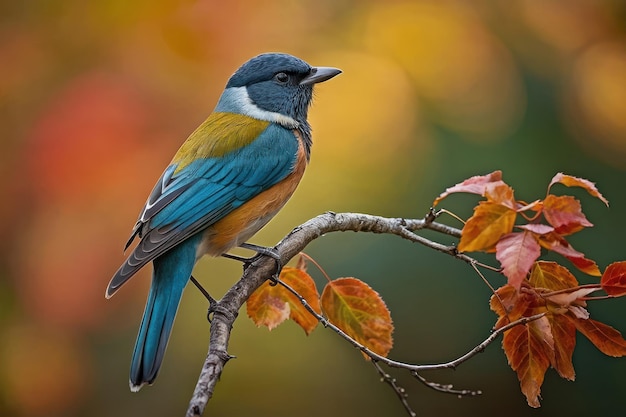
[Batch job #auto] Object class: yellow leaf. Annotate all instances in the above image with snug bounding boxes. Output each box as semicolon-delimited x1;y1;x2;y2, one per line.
458;201;516;252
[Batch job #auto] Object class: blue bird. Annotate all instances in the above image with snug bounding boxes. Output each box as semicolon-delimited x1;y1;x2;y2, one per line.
106;53;341;391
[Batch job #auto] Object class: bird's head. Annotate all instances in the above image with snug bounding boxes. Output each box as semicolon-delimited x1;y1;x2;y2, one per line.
215;53;341;128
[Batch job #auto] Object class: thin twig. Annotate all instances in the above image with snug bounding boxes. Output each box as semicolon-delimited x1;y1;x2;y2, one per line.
539;283;602;298
371;360;417;417
414;313;546;371
276;276;545;372
411;371;481;397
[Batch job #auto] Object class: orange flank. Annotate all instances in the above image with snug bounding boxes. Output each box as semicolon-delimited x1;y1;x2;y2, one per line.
200;130;308;256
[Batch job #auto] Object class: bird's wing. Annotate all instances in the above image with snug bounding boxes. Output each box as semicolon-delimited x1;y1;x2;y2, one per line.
107;118;299;297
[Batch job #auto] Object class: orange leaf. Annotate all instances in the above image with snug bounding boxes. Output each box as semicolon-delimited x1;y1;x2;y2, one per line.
321;277;393;357
433;170;503;206
529;262;595;318
601;262;626;297
548;173;609;206
537;234;601;276
502;315;554;408
496;232;541;289
567;316;626;357
490;284;518;319
490;284;535;329
247;266;321;335
543;195;593;235
458;202;516;252
566;256;601;276
246;283;290;331
548;314;576;381
484;182;516;209
529;261;578;291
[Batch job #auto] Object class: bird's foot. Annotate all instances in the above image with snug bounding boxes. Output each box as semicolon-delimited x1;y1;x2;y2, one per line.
221;243;283;284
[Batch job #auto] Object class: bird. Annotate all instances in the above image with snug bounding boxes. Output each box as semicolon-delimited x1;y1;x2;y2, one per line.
106;52;341;392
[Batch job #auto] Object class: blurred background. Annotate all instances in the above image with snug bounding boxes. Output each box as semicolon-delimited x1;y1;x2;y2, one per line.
2;0;626;416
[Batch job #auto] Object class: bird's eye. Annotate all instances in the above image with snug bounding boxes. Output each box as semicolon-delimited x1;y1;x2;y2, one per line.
275;72;289;84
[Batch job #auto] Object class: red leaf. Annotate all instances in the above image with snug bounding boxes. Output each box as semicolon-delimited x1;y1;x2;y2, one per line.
433;170;503;205
566;256;601;276
537;233;601;276
496;232;541;289
543;195;593;235
502;315;554;407
458;202;516;252
549;314;577;381
601;261;626;297
548;173;609;206
537;233;580;257
567;316;626;357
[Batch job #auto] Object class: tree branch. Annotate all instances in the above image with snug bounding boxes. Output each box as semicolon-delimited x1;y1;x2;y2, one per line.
185;212;489;416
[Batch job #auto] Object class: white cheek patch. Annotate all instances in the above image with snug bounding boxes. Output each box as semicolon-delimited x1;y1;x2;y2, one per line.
215;87;299;129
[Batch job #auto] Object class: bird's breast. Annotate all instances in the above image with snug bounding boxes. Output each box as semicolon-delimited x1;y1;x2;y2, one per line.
197;129;308;258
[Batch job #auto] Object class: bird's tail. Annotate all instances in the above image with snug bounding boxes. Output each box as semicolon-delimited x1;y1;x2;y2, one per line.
129;240;197;392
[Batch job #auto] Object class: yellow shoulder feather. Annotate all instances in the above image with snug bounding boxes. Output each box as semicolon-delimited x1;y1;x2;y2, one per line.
173;113;270;172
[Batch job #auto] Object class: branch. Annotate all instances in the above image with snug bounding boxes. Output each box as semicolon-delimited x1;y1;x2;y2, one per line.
185;212;473;416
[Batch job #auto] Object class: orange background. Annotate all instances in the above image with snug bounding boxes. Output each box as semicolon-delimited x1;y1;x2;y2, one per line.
2;1;626;416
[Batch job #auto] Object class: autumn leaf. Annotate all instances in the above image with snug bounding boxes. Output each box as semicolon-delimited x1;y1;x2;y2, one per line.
548;173;609;206
490;284;517;320
321;277;393;357
247;283;290;331
529;261;578;291
566;256;602;276
458;202;516;252
601;261;626;297
490;284;534;329
537;233;601;276
247;266;321;335
544;289;595;319
529;262;592;317
543;194;593;235
548;315;577;381
484;182;516;209
496;231;541;289
433;170;503;206
517;224;554;235
567;316;626;357
502;315;554;408
491;280;579;403
536;233;577;257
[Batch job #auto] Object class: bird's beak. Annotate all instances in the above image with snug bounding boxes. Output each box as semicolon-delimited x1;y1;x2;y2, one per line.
300;67;342;85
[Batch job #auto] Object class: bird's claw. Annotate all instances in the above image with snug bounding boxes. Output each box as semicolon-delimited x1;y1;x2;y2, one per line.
207;301;237;323
224;243;283;282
